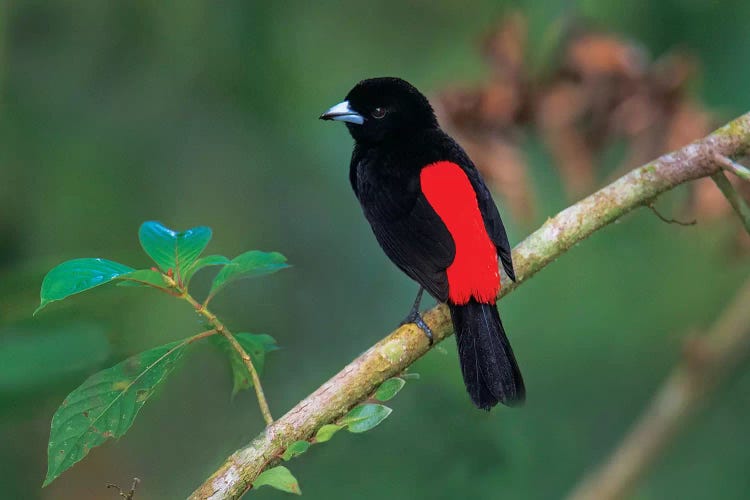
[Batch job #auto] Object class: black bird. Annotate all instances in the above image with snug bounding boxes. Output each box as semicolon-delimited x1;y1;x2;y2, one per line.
321;77;524;409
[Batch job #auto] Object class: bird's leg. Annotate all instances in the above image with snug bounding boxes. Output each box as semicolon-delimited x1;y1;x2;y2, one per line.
400;286;425;324
400;286;434;344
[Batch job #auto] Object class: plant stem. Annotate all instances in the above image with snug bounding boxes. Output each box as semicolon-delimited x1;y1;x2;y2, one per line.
714;152;750;181
185;292;273;425
187;328;220;344
163;275;274;426
711;171;750;234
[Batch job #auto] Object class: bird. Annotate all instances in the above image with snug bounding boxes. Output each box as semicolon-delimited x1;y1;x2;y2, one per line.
320;77;524;410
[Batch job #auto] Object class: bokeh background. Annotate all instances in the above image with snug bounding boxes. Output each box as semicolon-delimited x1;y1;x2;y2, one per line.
2;1;750;499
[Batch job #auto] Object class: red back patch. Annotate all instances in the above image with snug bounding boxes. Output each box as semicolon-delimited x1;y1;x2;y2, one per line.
420;161;500;305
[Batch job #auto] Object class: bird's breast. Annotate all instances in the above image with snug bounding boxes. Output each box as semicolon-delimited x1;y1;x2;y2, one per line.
355;159;419;222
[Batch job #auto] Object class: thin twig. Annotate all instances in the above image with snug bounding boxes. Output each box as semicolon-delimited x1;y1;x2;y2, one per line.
647;203;696;226
107;477;141;499
566;277;750;500
189;111;750;500
162;272;274;425
714;152;750;181
183;293;274;425
711;171;750;234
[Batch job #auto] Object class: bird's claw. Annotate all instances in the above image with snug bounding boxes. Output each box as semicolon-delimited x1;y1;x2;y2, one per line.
399;286;433;344
400;310;434;345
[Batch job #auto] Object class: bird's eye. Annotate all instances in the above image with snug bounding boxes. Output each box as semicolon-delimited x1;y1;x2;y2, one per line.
371;107;387;119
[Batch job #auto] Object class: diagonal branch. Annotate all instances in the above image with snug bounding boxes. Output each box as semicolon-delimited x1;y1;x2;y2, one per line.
714;152;750;182
189;112;750;500
710;171;750;234
565;276;750;500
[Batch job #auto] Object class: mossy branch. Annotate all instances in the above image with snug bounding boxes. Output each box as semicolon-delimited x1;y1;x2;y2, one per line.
189;112;750;499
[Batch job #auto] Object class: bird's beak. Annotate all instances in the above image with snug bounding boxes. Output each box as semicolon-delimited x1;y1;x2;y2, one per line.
319;100;364;125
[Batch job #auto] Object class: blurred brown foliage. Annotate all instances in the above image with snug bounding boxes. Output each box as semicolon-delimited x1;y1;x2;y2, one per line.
436;12;749;249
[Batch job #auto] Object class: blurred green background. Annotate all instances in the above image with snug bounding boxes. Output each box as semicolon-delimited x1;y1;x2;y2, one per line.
2;1;750;499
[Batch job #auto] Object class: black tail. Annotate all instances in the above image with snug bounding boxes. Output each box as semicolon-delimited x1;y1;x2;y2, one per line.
449;300;525;410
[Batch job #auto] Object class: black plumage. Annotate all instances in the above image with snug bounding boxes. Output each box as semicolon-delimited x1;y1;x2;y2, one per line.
322;77;524;409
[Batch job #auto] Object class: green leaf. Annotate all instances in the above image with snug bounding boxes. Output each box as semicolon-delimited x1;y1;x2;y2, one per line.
210;333;278;396
116;269;169;289
44;340;188;486
181;254;230;286
314;424;343;443
281;440;310;461
138;221;212;277
374;377;406;402
402;372;420;381
252;466;301;495
36;258;134;313
208;251;289;299
341;404;392;433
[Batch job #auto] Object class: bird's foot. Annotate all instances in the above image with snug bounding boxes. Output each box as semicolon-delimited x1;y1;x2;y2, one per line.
400;310;434;345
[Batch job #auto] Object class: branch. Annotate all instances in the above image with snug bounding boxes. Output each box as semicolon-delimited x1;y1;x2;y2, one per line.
714;152;750;182
710;171;750;234
566;276;750;500
189;112;750;499
107;477;141;500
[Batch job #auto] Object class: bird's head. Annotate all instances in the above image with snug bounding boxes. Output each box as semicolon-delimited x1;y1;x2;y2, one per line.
320;77;438;144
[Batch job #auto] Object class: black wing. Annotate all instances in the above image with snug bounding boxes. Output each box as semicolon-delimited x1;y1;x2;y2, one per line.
471;170;515;282
365;192;455;302
351;146;455;302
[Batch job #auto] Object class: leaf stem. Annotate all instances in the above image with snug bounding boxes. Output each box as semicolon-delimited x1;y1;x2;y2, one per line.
187;328;220;344
119;277;183;296
202;291;216;308
170;277;274;425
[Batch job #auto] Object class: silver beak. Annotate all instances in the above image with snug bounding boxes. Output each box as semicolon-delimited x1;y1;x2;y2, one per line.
319;100;364;125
